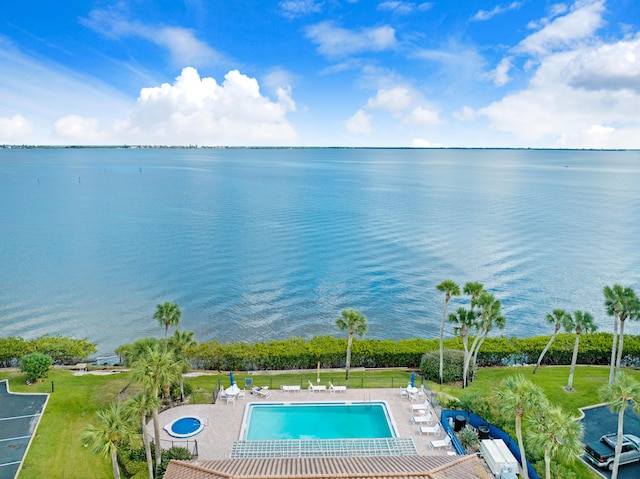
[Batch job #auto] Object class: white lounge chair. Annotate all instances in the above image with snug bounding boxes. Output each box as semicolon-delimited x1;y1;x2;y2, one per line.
410;400;430;411
251;386;272;398
430;435;452;449
281;385;301;392
308;380;327;392
329;382;347;393
419;424;441;436
412;412;433;424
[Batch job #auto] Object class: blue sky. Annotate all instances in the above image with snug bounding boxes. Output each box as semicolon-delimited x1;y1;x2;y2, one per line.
1;0;639;148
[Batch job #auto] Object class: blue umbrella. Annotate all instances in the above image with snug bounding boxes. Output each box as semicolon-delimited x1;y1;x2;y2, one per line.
410;372;415;388
229;371;234;386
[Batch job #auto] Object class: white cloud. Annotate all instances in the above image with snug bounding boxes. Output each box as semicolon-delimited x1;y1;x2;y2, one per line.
452;106;476;121
493;57;512;86
472;2;521;21
82;8;221;68
306;22;397;58
516;0;605;55
0;114;33;142
54;115;106;143
115;67;297;145
412;138;444;147
366;87;413;112
378;2;433;15
403;106;442;125
345;109;372;134
279;0;322;18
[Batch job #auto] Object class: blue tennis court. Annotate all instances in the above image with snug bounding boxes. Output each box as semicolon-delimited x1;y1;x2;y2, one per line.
0;380;48;479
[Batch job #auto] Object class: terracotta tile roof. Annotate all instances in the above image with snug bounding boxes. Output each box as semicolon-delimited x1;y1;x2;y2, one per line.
164;455;492;479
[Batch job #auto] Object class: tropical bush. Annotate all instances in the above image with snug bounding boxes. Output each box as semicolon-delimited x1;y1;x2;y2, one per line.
0;335;96;367
20;352;54;383
420;349;464;383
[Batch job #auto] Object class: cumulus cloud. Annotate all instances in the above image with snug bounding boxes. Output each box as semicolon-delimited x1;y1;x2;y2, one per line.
366;87;413;112
412;138;444;147
403;106;442;125
452;106;475;121
115;67;297;145
378;2;433;15
0;114;33;142
81;8;221;68
279;0;322;18
306;22;397;58
516;0;605;55
345;109;372;134
472;2;521;21
493;57;512;86
54;115;106;143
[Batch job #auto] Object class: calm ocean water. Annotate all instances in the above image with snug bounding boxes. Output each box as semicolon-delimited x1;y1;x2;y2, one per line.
1;148;639;356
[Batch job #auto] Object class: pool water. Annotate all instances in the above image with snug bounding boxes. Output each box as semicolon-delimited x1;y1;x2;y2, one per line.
243;403;395;440
165;416;204;438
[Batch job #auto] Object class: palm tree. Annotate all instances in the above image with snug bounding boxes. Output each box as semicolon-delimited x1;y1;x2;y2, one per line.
562;310;597;391
469;291;505;381
603;284;640;383
153;301;182;345
436;280;460;384
448;307;478;388
336;309;368;380
533;309;571;374
82;402;139;479
124;392;161;479
463;281;485;311
614;287;639;377
131;344;182;473
168;329;197;402
526;404;584;479
496;374;547;479
600;371;640;479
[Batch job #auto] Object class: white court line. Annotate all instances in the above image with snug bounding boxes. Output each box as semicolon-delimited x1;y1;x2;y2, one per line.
0;413;41;421
0;435;32;443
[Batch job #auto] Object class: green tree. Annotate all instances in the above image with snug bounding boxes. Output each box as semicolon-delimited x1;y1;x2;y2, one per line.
131;344;182;473
436;280;460;384
533;309;571;374
19;352;53;383
496;374;546;479
604;284;640;384
463;281;485;311
153;301;182;345
469;291;505;381
562;310;597;391
448;307;478;388
600;371;640;479
124;392;161;479
168;330;197;402
335;309;368;380
526;404;584;479
82;402;139;479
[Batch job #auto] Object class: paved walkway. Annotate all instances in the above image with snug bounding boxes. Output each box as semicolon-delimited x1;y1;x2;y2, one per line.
152;387;449;459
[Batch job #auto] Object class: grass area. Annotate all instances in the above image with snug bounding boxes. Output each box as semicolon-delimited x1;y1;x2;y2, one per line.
3;365;636;479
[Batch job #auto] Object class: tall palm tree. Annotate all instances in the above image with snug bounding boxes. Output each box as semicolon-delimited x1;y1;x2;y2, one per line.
496;374;546;479
463;281;485;311
82;402;139;479
336;309;368;380
614;287;640;377
131;344;182;473
153;301;182;345
600;371;640;479
603;284;639;384
436;280;460;384
448;307;478;388
533;309;571;374
168;329;197;402
562;310;597;391
526;404;584;479
124;392;161;479
469;291;505;381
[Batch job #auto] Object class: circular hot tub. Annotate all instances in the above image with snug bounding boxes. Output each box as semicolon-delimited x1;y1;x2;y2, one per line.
163;416;205;438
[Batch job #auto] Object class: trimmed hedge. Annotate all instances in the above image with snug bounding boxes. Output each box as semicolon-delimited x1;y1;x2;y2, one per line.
420;349;464;383
0;335;97;367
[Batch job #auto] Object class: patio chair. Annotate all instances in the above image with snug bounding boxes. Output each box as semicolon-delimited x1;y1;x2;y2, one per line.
413;412;434;424
410;400;430;412
245;378;253;389
430;435;452;450
251;386;272;398
308;380;327;392
400;388;408;398
419;423;441;436
329;382;347;393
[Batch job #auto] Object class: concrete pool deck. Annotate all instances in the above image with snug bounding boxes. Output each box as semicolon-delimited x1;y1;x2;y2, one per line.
152;387;447;459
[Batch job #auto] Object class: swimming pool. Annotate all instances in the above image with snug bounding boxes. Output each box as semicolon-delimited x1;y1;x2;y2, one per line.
241;402;397;440
163;416;205;438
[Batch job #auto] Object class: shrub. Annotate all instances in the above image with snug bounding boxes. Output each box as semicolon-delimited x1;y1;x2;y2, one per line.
420;349;464;383
457;426;479;450
20;352;53;383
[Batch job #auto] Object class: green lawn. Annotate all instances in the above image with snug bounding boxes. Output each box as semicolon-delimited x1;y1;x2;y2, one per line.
3;365;635;479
